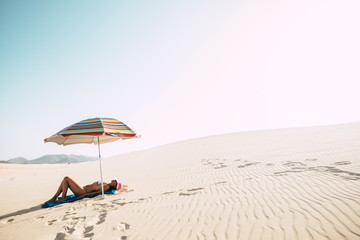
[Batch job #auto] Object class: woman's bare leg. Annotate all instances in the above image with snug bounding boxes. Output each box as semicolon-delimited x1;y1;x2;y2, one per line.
52;183;64;200
47;176;86;202
60;176;86;199
45;179;65;202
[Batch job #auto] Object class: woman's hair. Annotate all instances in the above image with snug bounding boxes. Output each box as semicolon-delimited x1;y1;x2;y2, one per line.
109;180;121;191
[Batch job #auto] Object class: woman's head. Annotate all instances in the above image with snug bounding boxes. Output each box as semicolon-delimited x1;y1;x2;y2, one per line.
109;179;123;191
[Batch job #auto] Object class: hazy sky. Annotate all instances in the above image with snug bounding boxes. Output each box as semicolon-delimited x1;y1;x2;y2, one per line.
1;0;359;160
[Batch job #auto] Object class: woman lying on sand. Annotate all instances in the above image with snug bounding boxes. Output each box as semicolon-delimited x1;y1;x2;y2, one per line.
45;176;127;203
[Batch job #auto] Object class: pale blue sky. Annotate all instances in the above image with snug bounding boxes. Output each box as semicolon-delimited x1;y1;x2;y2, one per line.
1;0;359;160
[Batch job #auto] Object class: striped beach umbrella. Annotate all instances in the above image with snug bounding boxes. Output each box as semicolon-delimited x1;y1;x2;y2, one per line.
44;117;139;195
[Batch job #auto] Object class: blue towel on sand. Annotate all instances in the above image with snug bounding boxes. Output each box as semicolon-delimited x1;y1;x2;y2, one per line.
41;189;116;208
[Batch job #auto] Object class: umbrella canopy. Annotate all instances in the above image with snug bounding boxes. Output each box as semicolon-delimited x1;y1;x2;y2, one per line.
45;118;138;145
44;117;139;195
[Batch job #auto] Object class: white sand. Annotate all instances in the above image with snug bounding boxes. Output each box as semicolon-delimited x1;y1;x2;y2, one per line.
0;122;360;240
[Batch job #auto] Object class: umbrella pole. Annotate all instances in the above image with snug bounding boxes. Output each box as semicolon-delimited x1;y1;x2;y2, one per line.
97;136;104;195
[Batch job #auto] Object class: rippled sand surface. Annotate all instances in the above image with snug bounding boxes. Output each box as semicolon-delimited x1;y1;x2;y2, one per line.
1;122;359;239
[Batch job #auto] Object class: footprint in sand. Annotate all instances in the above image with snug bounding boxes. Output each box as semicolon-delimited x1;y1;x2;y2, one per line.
34;216;45;223
47;219;58;226
201;159;228;169
96;210;107;225
62;213;77;221
333;161;351;165
113;222;131;240
238;162;260;168
65;216;86;228
64;226;75;234
274;169;306;176
111;199;130;206
312;166;360;180
53;206;89;239
282;161;306;167
274;163;360;180
83;225;95;238
214;164;228;169
56;212;95;239
56;223;95;239
137;197;152;203
179;188;204;196
161;191;175;195
113;222;130;231
61;207;78;220
55;232;66;240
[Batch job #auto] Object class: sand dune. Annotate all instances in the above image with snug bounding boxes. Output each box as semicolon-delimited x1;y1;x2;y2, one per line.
0;122;360;239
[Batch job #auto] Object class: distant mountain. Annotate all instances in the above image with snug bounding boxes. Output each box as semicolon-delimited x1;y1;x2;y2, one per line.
7;157;28;164
6;155;97;164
